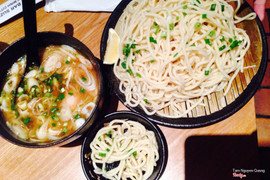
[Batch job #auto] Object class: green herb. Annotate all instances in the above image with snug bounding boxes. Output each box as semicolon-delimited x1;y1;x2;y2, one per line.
194;22;201;29
173;53;178;57
176;16;179;20
68;92;73;95
183;12;187;16
132;151;137;157
11;104;16;110
219;45;226;51
15;110;19;118
136;73;141;78
63;127;68;133
82;77;87;82
229;38;233;43
50;107;58;113
98;153;106;157
24;117;30;124
57;93;65;101
127;148;133;153
144;99;150;104
204;39;212;46
161;32;167;38
123;43;135;58
149;37;157;44
205;70;210;75
52;123;57;127
40;67;44;73
183;4;188;9
190;44;196;47
202;14;207;19
127;69;133;74
169;23;174;30
98;137;102;141
106;148;110;152
221;5;225;12
230;40;242;50
51;114;59;121
131;44;136;48
45;93;52;97
80;88;85;93
196;0;201;4
65;60;70;64
135;50;140;54
209;30;216;37
220;36;225;42
210;4;216;11
152;23;160;33
1;91;5;96
74;114;81;119
150;60;155;63
44;112;48;116
121;62;127;69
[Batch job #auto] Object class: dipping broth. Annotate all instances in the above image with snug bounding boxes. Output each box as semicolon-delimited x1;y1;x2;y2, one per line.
0;45;99;142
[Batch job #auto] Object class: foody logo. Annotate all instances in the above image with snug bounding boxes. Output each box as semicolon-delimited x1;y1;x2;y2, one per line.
233;172;246;179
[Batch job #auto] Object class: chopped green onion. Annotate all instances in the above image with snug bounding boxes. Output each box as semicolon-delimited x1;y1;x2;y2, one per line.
24;85;28;90
98;137;102;141
44;112;48;116
40;67;44;73
196;0;201;4
99;153;106;157
152;23;160;33
230;40;242;50
1;91;5;96
74;114;81;119
190;44;196;47
229;38;233;43
220;36;225;42
132;151;137;157
65;60;70;64
82;77;87;82
24;117;30;124
149;37;157;44
202;14;207;19
210;4;216;11
169;23;174;30
52;123;56;127
80;88;85;93
173;53;179;57
219;45;226;51
150;60;155;63
57;93;65;101
131;44;136;49
194;22;201;29
63;127;68;133
176;16;179;20
204;39;212;46
127;69;133;74
209;30;216;37
205;70;210;75
135;50;140;54
68;92;73;95
15;110;19;118
121;62;127;69
183;12;187;16
106;148;110;152
51;114;59;121
50;107;58;113
221;5;225;12
183;4;188;9
11;104;16;110
136;73;142;78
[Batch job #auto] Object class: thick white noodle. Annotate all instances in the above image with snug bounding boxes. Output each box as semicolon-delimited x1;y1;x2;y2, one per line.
113;0;256;118
90;119;159;180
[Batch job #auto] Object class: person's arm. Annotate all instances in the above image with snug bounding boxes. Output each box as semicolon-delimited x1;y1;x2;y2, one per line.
254;0;266;20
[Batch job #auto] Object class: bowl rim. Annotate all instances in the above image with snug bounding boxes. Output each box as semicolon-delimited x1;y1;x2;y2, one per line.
0;31;104;148
80;110;168;180
100;0;268;128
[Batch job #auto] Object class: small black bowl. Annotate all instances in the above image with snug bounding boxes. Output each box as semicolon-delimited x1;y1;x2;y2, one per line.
81;111;168;180
0;31;104;147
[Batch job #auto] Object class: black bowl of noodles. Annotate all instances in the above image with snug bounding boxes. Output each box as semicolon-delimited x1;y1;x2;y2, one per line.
81;111;168;180
100;0;268;128
0;31;104;147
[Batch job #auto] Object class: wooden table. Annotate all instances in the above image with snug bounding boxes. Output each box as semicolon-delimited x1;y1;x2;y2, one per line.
0;1;260;180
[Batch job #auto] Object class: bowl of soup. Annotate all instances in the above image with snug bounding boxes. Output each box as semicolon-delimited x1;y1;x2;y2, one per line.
0;31;103;147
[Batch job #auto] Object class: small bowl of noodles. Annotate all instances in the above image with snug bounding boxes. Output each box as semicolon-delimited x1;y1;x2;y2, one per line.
100;0;268;128
81;111;168;180
0;31;103;147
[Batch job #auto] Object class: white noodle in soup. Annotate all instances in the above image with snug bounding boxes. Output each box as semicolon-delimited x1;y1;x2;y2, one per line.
0;45;99;142
113;0;256;117
90;119;159;180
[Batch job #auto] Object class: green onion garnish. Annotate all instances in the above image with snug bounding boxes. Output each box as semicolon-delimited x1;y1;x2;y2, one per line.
229;38;233;43
202;14;207;19
24;117;30;124
205;70;210;75
183;12;187;16
127;69;133;74
204;39;212;46
183;5;188;9
11;104;16;110
209;30;216;37
174;53;178;57
219;45;226;51
149;37;157;44
132;151;137;157
106;148;110;152
74;114;81;119
68;92;73;95
136;73;142;78
221;5;225;12
99;153;106;157
82;77;87;82
63;127;68;133
169;23;174;30
210;4;216;11
80;88;85;93
194;22;201;29
40;67;44;73
150;60;155;63
121;62;126;69
220;36;225;42
52;123;56;127
230;40;242;50
161;32;167;38
196;0;201;4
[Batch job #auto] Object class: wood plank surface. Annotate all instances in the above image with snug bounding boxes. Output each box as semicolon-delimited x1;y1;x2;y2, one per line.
0;1;260;180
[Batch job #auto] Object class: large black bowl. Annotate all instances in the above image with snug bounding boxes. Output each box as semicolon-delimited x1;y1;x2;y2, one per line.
0;31;104;147
81;111;168;180
100;0;268;128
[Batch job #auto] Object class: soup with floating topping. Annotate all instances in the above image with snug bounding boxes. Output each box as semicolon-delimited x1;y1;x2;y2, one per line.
0;45;99;142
